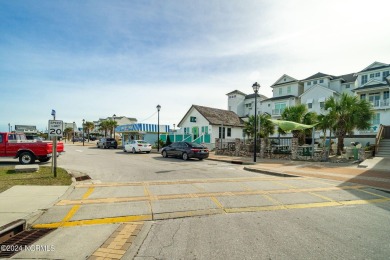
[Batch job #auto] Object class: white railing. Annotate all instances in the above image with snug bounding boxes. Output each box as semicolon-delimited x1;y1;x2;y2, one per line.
371;99;390;108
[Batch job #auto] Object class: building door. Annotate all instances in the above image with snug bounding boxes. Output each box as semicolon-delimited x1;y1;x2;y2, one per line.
192;127;199;140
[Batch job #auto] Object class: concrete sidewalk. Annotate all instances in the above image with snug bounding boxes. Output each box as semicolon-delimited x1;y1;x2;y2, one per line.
207;152;390;190
0;185;72;227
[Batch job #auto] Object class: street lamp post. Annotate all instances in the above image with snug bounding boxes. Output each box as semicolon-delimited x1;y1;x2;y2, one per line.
8;123;10;132
82;119;85;146
157;105;161;152
73;121;75;144
252;82;260;162
173;123;176;142
113;114;116;139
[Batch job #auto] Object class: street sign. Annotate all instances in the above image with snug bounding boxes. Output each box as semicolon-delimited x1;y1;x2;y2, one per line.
48;120;63;137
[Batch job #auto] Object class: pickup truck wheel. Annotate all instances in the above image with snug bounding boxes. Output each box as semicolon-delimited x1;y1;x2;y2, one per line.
39;157;51;163
19;152;35;164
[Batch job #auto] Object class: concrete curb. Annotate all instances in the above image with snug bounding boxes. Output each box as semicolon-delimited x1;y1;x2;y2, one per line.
206;158;255;165
243;167;299;178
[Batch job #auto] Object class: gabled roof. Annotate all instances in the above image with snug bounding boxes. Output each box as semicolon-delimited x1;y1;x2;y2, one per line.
226;90;247;96
178;105;244;127
302;72;336;81
262;95;296;102
332;73;357;83
271;74;299;87
299;84;338;98
358;61;390;73
244;93;268;100
352;79;390;92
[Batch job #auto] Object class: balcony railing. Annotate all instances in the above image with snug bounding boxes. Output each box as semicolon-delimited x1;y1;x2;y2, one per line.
370;99;389;108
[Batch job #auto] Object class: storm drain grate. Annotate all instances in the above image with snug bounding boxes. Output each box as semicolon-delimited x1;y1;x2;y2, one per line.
75;175;91;181
0;229;55;258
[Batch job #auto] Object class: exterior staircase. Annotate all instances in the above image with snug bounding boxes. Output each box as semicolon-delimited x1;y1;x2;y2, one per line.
376;125;390;157
377;139;390;157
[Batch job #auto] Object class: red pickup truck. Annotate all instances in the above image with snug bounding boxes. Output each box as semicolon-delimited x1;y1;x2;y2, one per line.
0;132;64;164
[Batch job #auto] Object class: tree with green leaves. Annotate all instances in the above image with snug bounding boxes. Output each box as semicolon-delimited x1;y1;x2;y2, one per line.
280;104;317;145
99;120;110;137
63;127;73;141
165;135;172;147
107;120;118;138
84;121;94;142
244;113;275;139
325;93;374;155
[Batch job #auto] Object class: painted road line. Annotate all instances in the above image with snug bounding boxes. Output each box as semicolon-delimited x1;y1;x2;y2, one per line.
33;198;390;228
82;187;95;199
356;188;390;199
33;215;152;229
74;176;308;188
56;185;367;206
210;197;225;211
89;223;143;260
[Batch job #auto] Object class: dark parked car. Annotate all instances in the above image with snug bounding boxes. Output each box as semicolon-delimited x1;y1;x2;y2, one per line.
97;138;118;149
161;142;209;160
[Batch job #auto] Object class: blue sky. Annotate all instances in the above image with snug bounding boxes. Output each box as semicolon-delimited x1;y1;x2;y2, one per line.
1;0;390;132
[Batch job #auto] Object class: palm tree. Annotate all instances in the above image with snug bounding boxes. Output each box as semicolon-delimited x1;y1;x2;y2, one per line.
106;120;118;138
316;113;337;155
99;120;110;137
281;104;317;145
244;114;275;139
63;127;73;141
84;121;94;142
325;93;374;155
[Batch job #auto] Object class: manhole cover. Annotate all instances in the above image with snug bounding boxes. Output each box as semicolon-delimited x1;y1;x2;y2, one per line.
0;229;55;258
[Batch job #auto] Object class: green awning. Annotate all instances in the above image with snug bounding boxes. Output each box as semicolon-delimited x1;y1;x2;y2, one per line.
268;119;316;132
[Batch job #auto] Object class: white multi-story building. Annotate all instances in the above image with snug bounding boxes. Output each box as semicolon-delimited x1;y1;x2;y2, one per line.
228;61;390;136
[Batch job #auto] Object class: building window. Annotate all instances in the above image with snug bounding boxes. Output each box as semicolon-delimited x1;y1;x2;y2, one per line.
320;102;325;109
274;103;286;115
306;99;313;109
313;80;317;84
361;75;368;85
227;128;231;137
279;88;283;95
201;126;208;134
384;91;389;100
219;127;225;139
383;71;390;80
370;73;375;78
319;79;324;83
190;116;196;122
245;103;252;108
371;113;380;125
360;94;366;100
375;72;380;77
345;84;350;88
308;82;311;86
287;86;291;94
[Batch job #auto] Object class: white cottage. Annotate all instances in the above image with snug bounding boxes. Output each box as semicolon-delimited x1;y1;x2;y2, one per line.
177;105;245;149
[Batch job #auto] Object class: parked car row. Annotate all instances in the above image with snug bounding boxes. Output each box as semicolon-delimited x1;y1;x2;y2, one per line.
95;138;209;161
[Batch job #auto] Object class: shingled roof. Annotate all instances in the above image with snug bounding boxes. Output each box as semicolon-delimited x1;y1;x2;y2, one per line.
178;105;244;127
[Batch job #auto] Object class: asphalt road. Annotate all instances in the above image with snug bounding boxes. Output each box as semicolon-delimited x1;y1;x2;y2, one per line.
58;144;258;182
13;143;390;259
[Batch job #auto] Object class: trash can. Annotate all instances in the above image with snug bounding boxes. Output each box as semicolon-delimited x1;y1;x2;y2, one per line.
353;148;359;160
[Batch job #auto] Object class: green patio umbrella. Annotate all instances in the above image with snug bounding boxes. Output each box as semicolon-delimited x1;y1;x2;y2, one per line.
267;119;317;132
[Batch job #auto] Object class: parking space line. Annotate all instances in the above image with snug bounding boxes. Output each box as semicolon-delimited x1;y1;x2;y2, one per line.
356;188;390;199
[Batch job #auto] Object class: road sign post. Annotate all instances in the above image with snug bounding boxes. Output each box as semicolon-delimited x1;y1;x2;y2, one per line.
48;120;63;178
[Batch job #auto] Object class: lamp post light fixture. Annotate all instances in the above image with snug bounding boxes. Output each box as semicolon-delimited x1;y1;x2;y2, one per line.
73;121;75;144
156;105;161;152
252;82;260;163
8;123;10;132
82;119;85;146
173;123;176;142
113;114;116;139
